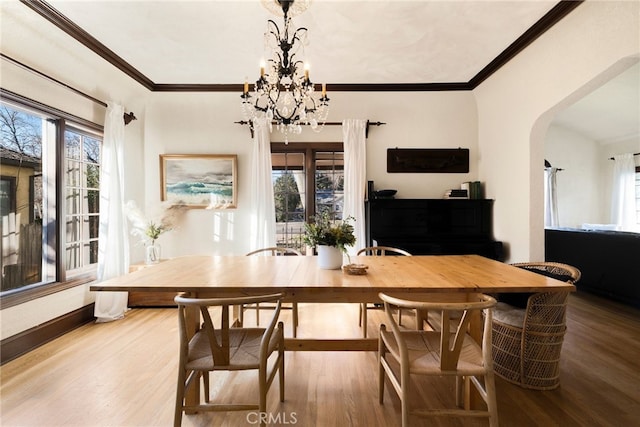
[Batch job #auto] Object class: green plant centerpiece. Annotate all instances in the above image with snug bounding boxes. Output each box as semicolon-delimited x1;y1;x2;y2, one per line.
303;212;356;270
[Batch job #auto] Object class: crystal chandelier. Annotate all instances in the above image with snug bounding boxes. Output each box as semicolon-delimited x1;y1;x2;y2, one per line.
241;0;329;143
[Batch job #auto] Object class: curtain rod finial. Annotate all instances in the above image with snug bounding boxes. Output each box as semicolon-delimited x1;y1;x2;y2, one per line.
123;112;137;125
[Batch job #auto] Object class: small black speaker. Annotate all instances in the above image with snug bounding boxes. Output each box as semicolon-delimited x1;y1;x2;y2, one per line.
367;181;374;200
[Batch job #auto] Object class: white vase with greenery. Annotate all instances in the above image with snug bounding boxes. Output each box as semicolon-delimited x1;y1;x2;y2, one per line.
303;213;356;270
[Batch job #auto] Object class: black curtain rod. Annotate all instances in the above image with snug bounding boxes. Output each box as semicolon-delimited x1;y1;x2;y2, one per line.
235;120;385;138
544;159;563;171
609;152;640;160
1;53;136;125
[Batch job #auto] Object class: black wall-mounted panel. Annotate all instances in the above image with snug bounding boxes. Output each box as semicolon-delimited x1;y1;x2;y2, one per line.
387;148;469;173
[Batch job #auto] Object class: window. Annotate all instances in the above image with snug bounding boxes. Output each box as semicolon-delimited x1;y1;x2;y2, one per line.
271;143;343;252
0;101;102;297
636;166;640;225
64;129;101;273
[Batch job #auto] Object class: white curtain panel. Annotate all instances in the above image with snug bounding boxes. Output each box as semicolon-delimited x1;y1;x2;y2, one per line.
611;153;637;232
342;119;367;255
249;117;276;251
94;102;129;322
544;167;559;228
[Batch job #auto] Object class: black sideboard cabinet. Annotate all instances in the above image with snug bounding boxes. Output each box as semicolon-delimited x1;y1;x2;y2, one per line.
365;198;503;260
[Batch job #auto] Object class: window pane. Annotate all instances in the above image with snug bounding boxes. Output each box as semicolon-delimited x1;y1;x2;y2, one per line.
66;243;80;270
66;159;81;187
83;137;100;163
66;216;80;242
65;133;81;160
66;189;81;215
86;164;100;190
87;190;100;214
89;214;100;239
90;240;99;264
0;104;45;290
315;151;344;220
273;152;306;252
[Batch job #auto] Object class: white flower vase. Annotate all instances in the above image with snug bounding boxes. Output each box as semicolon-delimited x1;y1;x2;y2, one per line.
317;245;343;270
146;241;161;265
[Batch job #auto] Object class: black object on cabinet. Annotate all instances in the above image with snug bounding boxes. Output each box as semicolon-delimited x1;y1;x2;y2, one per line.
365;199;503;260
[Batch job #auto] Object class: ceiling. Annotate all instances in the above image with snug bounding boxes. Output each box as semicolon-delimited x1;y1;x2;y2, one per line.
43;0;563;86
552;62;640;145
3;1;638;144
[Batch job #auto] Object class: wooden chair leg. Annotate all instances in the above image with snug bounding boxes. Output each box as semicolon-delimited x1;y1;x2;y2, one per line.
174;368;186;427
485;371;499;427
292;303;298;338
400;364;410;427
378;326;386;404
279;327;285;402
203;372;210;403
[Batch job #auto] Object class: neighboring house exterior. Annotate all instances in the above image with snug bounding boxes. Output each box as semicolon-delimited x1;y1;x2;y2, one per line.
1;146;41;226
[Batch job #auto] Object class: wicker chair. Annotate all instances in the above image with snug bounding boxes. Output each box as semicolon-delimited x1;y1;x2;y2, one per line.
491;262;581;390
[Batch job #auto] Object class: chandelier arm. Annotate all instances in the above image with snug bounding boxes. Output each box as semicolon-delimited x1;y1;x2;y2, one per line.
266;19;281;40
291;27;309;43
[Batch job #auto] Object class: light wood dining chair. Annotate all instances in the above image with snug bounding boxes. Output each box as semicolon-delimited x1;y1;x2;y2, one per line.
357;246;412;337
492;261;581;390
174;293;285;427
378;292;498;427
241;247;302;337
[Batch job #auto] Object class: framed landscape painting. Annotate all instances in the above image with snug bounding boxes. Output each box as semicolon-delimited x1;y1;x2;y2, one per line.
160;154;237;208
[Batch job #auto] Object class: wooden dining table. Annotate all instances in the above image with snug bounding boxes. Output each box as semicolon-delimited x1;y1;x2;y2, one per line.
91;254;575;409
90;254;575;351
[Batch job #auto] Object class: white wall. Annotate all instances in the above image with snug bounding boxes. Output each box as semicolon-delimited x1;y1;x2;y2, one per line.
474;0;639;262
545;124;603;227
140;90;479;260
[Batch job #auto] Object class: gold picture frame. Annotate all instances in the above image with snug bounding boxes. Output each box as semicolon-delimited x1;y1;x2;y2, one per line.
160;154;238;209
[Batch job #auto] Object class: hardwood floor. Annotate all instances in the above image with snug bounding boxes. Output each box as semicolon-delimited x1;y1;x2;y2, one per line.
1;292;639;426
